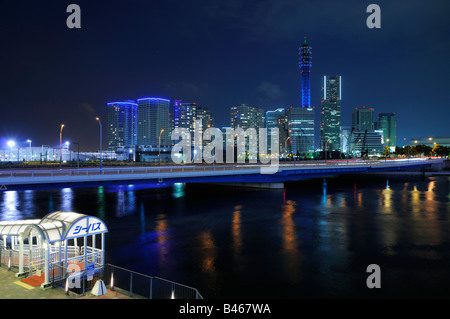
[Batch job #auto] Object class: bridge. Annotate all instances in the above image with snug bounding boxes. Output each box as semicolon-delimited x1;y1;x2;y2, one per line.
0;158;445;191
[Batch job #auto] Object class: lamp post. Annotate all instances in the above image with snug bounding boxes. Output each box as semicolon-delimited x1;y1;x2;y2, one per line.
159;129;164;165
72;142;80;169
284;137;290;160
96;117;103;169
355;139;362;158
385;138;390;162
324;138;331;161
59;124;64;168
341;134;350;165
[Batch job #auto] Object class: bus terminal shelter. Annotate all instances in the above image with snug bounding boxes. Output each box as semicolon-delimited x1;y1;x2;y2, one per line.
0;211;108;289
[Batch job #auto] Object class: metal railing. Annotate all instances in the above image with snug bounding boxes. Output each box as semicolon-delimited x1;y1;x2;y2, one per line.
104;264;203;299
49;263;203;299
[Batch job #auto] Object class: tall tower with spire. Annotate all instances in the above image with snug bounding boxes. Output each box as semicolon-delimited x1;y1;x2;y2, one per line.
286;36;315;157
299;36;312;108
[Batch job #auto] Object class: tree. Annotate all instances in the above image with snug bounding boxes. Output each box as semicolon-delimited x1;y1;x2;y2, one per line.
394;146;405;156
415;144;432;156
382;146;391;158
432;144;450;157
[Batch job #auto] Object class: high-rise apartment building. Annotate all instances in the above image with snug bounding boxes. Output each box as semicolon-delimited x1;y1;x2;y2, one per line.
378;113;396;148
107;101;138;148
352;107;374;131
230;104;265;130
174;100;197;130
196;105;214;130
320;76;342;151
137;97;170;147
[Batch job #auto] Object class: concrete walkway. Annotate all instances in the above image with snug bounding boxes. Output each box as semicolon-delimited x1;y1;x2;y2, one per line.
0;267;132;299
0;267;74;299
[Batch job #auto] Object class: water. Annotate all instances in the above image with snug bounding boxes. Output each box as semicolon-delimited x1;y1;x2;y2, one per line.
1;175;450;298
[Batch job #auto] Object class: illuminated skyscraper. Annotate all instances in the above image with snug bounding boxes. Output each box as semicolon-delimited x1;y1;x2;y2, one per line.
107;101;138;148
320;75;342;151
137;97;170;146
378;113;396;148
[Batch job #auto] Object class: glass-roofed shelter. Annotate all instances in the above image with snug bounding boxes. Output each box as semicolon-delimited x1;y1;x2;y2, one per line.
0;211;108;289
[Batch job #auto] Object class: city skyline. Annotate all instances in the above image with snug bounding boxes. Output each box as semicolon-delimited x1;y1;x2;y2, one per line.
1;1;449;151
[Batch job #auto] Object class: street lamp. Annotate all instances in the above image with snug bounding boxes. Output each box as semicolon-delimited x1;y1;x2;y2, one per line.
159;129;164;165
60;124;64;168
65;141;71;161
385;138;390;162
285;137;290;159
341;134;350;165
324;138;331;161
72;142;80;169
96;117;103;169
355;139;362;158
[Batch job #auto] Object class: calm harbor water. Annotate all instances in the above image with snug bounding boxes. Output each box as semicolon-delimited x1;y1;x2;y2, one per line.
1;174;450;298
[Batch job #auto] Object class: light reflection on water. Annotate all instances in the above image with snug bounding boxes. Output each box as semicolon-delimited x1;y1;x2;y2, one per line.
0;176;449;298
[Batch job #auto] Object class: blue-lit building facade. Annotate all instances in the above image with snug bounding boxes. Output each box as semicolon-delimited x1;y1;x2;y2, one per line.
107;101;138;148
137;98;171;147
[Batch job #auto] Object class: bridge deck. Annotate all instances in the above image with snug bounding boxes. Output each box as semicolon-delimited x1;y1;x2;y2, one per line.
0;158;442;190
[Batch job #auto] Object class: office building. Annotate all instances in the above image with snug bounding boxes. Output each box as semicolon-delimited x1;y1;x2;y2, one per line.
352;107;374;131
107;101;138;148
320;76;342;151
378;113;397;149
137;97;170;147
349;130;384;156
287;106;315;155
266;108;288;154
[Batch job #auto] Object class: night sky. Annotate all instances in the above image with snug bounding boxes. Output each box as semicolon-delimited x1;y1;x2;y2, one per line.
1;0;449;151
